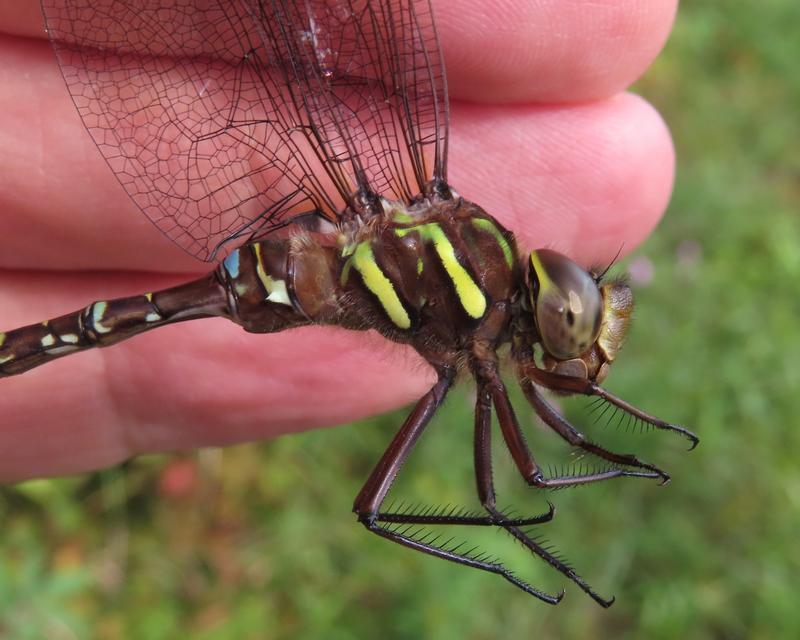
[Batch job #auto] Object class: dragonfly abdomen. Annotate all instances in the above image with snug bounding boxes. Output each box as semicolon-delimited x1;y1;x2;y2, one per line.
0;273;229;377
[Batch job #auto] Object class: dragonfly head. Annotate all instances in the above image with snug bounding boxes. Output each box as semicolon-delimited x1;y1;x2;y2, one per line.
526;249;633;383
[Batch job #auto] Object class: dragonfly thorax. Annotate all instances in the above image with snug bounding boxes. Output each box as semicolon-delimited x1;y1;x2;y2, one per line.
218;197;523;359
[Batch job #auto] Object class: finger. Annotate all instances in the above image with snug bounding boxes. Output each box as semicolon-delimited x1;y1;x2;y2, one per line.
0;35;673;270
0;0;677;102
0;91;673;481
436;0;678;102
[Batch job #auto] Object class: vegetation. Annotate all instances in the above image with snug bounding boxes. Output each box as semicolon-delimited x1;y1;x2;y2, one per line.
3;3;800;638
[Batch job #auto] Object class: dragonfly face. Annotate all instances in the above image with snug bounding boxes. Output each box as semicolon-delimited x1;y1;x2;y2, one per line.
526;249;633;384
0;0;700;607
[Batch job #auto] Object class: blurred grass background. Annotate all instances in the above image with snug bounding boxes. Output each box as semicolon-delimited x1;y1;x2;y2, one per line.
3;2;800;638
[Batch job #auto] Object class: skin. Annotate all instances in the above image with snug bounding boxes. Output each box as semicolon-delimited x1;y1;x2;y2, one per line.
0;0;678;481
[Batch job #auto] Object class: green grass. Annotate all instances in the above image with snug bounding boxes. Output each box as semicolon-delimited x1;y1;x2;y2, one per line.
4;3;800;638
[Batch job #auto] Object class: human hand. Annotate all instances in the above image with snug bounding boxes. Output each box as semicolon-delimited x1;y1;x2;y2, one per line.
0;0;677;480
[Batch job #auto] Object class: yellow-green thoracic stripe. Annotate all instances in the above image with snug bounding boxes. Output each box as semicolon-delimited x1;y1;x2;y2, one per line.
351;241;412;329
397;223;487;319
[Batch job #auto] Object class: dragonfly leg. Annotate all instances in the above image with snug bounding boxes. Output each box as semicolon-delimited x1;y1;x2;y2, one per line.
374;504;554;528
353;363;455;518
519;377;671;484
473;380;614;608
363;518;563;604
354;360;552;527
352;363;561;605
476;361;661;489
523;367;699;450
373;378;553;527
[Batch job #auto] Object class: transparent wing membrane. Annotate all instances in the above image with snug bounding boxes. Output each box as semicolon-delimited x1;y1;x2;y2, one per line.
42;0;449;260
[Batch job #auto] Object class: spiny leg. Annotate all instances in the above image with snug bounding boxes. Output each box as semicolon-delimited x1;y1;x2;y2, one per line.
354;362;551;527
483;366;661;489
353;364;455;517
524;367;699;449
352;365;559;604
474;381;614;608
375;502;555;528
518;376;671;484
365;523;565;604
376;390;554;527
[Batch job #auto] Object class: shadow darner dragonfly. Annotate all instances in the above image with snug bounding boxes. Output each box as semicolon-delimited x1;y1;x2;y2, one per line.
0;0;697;606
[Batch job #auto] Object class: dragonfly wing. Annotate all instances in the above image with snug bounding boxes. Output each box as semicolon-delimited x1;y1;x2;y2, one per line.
41;0;449;260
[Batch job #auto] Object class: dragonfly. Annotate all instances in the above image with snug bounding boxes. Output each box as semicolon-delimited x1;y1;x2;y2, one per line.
0;0;698;606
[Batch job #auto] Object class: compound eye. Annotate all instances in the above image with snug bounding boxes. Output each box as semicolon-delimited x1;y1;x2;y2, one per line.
529;250;603;360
